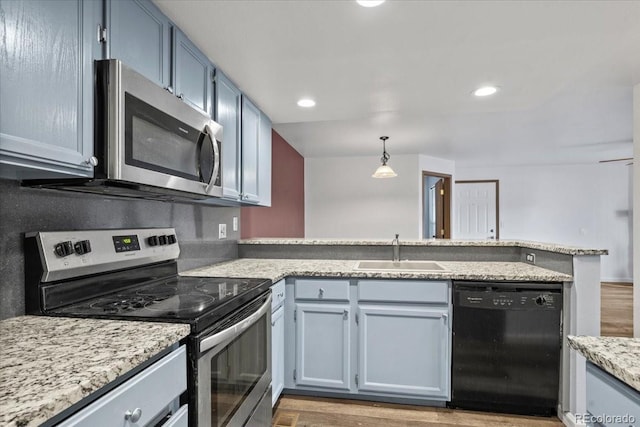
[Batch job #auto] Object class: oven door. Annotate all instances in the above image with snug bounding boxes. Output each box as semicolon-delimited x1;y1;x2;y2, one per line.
196;292;271;427
103;59;222;198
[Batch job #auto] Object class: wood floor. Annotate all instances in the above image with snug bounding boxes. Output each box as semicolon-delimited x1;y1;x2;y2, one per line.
600;282;634;337
273;282;634;426
273;396;563;427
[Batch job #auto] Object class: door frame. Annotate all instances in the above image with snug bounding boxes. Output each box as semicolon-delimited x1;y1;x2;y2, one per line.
422;171;451;239
454;180;500;239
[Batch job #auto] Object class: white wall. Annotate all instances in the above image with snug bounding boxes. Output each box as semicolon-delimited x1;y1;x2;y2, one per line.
456;163;633;282
634;84;639;337
305;155;421;239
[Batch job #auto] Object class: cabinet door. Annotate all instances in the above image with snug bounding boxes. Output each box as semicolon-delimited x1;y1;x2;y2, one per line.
295;303;351;390
173;28;212;116
108;0;171;88
586;362;640;427
258;110;272;207
241;96;261;204
0;0;100;179
272;305;285;406
357;305;450;399
216;71;242;200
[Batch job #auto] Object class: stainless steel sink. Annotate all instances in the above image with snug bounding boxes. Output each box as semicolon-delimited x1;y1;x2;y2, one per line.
355;260;446;271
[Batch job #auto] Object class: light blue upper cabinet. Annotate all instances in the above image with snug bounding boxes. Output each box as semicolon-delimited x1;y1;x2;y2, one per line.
0;0;101;179
215;71;242;199
258;110;272;207
173;28;213;116
239;96;272;206
107;0;171;88
241;96;261;203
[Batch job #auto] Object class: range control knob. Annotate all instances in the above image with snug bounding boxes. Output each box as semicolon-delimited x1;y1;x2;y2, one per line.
74;240;92;255
167;234;177;245
535;295;547;306
54;241;74;257
147;236;159;246
158;235;168;245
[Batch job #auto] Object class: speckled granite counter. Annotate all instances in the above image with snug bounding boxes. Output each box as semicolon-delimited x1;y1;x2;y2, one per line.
568;336;640;392
238;238;607;256
0;316;190;427
181;258;572;282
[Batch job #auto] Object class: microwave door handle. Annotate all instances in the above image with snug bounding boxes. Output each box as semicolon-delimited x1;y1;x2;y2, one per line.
200;294;272;354
203;123;220;195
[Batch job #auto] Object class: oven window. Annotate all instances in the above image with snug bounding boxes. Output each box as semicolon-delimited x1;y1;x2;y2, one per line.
210;315;267;426
124;93;204;181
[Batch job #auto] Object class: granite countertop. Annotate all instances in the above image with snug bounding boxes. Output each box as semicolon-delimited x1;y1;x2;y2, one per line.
238;238;608;256
568;336;640;392
0;316;191;427
181;258;572;282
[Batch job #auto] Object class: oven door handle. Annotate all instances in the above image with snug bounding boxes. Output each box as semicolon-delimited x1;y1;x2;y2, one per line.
200;294;272;354
204;122;220;195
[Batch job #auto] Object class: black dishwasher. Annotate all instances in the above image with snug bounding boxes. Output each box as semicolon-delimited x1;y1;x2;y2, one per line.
450;281;562;416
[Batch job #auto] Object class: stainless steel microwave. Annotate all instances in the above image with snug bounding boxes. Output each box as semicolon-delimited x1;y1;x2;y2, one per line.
26;59;223;201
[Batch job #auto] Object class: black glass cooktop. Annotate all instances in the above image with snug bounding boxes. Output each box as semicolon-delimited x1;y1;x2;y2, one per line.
48;276;271;331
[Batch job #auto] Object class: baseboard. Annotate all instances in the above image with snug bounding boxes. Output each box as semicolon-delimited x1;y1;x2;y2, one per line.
561;411;586;427
601;278;634;284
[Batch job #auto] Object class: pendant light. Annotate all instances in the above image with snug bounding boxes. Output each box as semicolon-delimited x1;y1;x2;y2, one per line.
372;136;397;178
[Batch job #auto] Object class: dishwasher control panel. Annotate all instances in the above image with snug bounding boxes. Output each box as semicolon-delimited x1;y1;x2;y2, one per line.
455;287;561;310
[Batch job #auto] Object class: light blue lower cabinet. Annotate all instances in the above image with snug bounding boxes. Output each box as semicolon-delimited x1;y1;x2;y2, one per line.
56;345;187;427
357;305;450;399
585;362;640;427
287;278;452;404
272;305;285;406
295;302;351;390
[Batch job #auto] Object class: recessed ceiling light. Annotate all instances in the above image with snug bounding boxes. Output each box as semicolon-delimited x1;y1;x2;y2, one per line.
473;86;499;97
297;98;316;108
357;0;385;7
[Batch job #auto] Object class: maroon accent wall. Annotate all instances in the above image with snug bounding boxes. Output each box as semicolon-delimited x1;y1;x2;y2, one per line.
241;130;304;238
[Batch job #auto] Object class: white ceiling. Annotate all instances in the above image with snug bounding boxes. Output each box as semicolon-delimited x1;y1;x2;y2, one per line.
154;0;640;166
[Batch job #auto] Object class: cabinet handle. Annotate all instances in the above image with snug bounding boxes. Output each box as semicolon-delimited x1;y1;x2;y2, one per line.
124;408;142;423
164;86;174;94
178;93;184;100
318;288;325;298
84;156;98;167
343;310;348;320
442;314;449;325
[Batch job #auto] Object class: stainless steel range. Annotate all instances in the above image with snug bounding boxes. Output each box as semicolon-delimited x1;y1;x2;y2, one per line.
24;228;272;427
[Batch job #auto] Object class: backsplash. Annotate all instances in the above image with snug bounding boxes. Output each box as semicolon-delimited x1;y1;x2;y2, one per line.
0;179;240;320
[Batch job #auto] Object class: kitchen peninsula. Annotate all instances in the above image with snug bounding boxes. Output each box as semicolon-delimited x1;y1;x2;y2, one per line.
181;238;607;426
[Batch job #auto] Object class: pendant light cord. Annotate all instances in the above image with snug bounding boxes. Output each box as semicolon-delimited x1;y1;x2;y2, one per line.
380;136;390;165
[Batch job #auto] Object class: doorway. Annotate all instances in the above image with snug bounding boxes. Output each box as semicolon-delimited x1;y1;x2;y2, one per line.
422;171;451;239
454;180;499;240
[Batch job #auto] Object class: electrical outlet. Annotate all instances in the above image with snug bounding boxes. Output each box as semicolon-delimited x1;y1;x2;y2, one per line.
232;217;238;232
525;253;536;264
218;224;227;239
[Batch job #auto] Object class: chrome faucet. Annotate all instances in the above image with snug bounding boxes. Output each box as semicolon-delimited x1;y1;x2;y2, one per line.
392;233;400;262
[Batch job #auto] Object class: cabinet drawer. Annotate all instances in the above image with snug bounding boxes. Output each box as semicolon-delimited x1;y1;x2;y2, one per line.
57;346;187;427
295;279;350;301
586;362;640;426
164;404;188;427
358;280;449;304
271;280;286;311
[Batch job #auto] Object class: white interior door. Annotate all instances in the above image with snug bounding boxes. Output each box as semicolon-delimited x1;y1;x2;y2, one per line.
455;181;497;239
